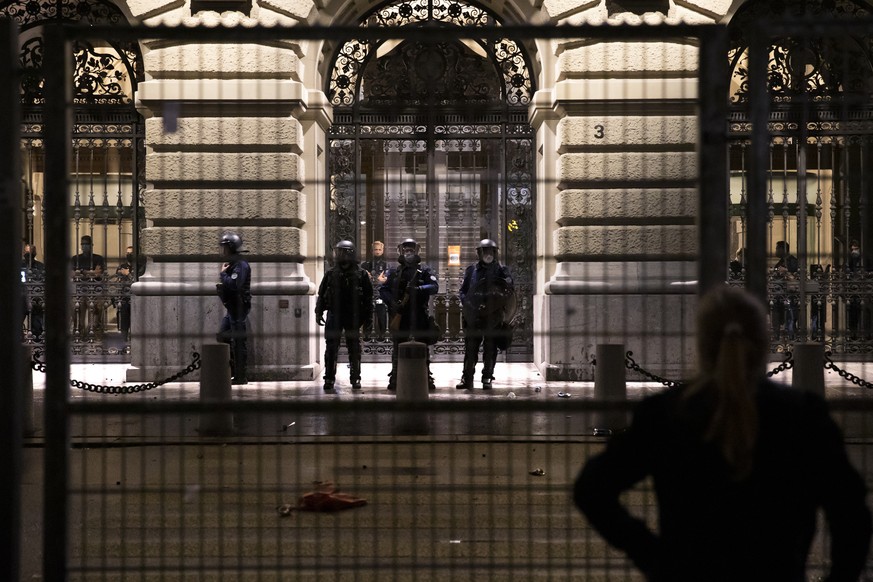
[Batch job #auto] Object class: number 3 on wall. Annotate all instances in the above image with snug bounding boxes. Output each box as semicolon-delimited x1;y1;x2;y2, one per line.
594;125;604;139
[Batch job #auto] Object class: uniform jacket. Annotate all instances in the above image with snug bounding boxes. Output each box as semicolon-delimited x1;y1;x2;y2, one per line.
217;257;252;320
315;264;374;329
71;252;106;274
574;380;871;582
380;258;438;331
459;261;514;329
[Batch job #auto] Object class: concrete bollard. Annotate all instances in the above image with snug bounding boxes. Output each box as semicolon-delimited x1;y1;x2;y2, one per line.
20;343;34;436
593;344;628;435
199;343;233;436
791;342;825;397
394;340;429;433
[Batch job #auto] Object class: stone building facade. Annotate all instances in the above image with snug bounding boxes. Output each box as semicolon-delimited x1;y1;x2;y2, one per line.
12;0;871;381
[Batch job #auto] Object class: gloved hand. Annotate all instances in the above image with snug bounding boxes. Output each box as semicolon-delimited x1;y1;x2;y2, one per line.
316;312;325;326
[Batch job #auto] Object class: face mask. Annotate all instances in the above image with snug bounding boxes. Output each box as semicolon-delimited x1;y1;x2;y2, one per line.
482;254;494;264
851;250;860;257
126;254;133;264
23;253;31;262
403;250;416;259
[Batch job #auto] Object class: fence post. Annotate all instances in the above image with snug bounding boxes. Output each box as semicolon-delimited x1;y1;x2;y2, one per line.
791;343;825;397
21;344;34;436
394;340;429;433
0;17;22;582
199;343;234;435
593;344;627;435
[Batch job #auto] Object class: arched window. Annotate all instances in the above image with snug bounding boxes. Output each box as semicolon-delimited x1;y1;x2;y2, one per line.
326;0;535;359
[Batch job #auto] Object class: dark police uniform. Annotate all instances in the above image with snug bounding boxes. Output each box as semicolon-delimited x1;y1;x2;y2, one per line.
21;254;45;341
380;255;439;390
315;262;373;390
217;256;252;384
458;259;514;389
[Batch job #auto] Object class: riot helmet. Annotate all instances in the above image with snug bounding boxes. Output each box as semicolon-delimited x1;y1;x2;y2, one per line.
334;240;357;266
397;238;420;263
219;232;243;254
476;239;498;264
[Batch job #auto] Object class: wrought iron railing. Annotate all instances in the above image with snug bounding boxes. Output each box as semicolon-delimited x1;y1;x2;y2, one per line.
729;270;873;355
22;269;132;359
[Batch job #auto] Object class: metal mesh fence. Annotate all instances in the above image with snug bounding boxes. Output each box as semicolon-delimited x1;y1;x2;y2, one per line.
5;14;873;582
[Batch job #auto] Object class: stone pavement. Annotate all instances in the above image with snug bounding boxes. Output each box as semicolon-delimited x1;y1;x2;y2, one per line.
17;359;873;581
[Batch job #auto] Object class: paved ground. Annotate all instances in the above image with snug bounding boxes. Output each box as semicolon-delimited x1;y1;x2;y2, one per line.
16;359;873;581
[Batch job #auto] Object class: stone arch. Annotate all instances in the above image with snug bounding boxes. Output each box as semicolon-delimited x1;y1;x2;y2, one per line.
324;0;538;359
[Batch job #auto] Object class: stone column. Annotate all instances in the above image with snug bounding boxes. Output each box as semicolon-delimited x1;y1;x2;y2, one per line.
540;39;700;381
126;36;324;381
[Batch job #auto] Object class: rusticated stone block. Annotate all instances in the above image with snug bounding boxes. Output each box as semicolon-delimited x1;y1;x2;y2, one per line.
146;152;302;185
554;225;697;256
558;116;697;148
146;118;302;151
558;42;698;74
143;189;305;223
145;44;300;79
559;152;697;183
141;225;305;257
556;188;696;221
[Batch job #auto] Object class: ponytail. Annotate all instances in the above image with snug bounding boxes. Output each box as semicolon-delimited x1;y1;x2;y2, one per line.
687;287;768;481
706;323;758;480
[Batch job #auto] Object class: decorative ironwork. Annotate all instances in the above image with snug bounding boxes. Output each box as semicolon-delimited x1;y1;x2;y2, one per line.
328;0;535;360
729;0;873;105
21;37;134;105
727;270;873;356
361;40;502;107
328;0;533;108
503;137;534;356
728;1;873;358
1;0;128;28
328;139;358;247
15;0;145;362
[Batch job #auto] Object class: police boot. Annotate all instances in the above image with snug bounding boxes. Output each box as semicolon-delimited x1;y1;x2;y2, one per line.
349;364;362;391
324;352;337;392
348;340;363;390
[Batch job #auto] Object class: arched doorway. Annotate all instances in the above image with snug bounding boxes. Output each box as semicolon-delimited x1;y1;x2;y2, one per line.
727;0;873;355
6;0;145;355
326;0;536;361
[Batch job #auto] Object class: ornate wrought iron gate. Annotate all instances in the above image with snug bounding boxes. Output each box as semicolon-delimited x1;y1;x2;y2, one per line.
9;0;145;358
727;0;873;357
326;0;536;360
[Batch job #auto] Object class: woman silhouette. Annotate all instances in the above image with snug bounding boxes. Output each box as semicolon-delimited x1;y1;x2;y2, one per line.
574;285;871;581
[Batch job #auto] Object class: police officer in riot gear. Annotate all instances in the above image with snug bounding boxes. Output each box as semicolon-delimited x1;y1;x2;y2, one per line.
315;240;374;391
456;239;514;390
380;238;439;391
216;232;252;385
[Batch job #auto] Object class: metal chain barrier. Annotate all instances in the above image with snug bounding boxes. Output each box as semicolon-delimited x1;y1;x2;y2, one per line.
823;351;873;390
621;350;794;387
624;351;685;387
766;352;793;378
30;351;201;394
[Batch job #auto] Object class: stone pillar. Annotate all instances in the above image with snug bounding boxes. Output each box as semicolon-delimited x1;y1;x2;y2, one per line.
540;39;700;381
126;33;325;381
